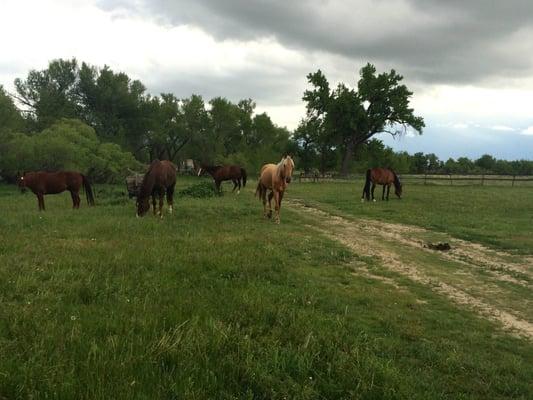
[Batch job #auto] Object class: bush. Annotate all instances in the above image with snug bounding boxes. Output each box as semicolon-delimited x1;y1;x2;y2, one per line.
177;182;220;198
0;119;142;183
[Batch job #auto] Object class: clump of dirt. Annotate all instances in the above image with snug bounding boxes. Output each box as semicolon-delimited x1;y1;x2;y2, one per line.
426;242;452;251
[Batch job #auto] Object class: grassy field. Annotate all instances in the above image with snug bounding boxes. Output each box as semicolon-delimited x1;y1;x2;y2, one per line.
0;178;532;399
290;180;533;254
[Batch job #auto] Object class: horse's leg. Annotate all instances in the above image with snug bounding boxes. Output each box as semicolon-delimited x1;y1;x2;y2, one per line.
273;190;281;224
386;184;391;201
166;185;175;214
152;194;157;215
232;180;238;193
216;180;221;194
371;183;376;202
237;179;241;195
37;193;45;211
267;191;274;219
382;185;386;201
158;192;164;219
70;190;80;209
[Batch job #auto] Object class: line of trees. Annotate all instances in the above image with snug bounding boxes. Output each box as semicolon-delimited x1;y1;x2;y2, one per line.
1;59;531;182
0;58;293;182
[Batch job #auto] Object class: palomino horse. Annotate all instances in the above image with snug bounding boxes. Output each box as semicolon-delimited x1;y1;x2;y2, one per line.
197;165;247;194
256;155;295;224
137;160;177;218
18;171;95;211
361;167;402;202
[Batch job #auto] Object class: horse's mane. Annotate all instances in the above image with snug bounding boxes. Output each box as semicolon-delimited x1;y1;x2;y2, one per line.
138;160;159;200
276;156;294;178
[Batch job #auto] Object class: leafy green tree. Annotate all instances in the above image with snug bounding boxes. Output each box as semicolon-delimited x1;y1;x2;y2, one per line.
475;154;497;172
0;85;25;134
14;58;80;130
0;119;140;182
303;63;425;175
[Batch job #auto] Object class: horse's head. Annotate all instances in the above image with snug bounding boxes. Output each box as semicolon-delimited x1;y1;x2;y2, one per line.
394;176;403;199
17;174;27;193
279;155;295;184
136;197;150;217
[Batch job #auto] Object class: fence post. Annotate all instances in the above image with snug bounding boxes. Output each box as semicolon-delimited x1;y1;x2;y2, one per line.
299;172;303;183
512;175;516;187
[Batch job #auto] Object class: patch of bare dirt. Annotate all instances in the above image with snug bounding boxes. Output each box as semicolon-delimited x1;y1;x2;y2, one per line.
291;200;532;287
290;200;533;340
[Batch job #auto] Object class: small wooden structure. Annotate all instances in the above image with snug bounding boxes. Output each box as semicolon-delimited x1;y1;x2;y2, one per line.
125;173;144;198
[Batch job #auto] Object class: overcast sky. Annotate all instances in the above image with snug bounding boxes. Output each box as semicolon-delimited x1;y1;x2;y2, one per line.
1;0;533;160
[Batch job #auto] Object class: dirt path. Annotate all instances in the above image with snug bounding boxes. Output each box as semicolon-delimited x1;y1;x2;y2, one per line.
289;199;533;340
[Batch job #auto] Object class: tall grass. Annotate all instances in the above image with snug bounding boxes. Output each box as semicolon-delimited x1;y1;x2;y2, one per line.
0;181;532;399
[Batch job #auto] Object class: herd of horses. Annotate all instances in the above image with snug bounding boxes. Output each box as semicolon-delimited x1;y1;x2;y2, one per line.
17;157;402;223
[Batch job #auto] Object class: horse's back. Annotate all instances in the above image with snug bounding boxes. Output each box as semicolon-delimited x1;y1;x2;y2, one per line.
259;164;277;188
153;160;177;187
26;171;83;193
370;167;394;184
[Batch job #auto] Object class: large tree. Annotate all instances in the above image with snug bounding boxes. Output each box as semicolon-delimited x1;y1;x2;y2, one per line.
303;63;425;175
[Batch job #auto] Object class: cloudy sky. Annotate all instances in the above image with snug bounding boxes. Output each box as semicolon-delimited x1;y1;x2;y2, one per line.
1;0;533;160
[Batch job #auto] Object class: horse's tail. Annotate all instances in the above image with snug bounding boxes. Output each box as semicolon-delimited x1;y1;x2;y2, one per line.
255;181;263;198
241;168;247;187
82;174;95;206
362;169;372;200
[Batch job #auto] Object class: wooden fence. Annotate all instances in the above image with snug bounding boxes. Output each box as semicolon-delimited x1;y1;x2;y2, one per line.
298;172;533;187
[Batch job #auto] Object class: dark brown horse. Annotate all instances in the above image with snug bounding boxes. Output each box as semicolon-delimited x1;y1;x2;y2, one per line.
18;171;95;211
361;168;402;202
137;160;177;218
197;165;247;194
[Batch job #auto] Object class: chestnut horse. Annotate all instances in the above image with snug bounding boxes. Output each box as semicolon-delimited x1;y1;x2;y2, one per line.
197;165;247;194
361;167;402;202
136;160;177;218
18;171;95;211
255;155;295;224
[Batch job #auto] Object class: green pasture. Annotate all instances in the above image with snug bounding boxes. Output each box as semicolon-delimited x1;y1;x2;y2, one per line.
0;178;532;399
290;179;533;254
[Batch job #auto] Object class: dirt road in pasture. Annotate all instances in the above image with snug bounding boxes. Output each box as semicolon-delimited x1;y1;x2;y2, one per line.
288;199;533;340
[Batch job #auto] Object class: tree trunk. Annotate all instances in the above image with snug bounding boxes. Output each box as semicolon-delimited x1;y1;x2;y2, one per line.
340;141;356;176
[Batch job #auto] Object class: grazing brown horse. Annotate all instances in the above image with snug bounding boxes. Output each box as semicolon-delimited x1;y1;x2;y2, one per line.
361;167;402;202
137;160;177;218
197;165;247;194
18;171;95;211
255;155;295;224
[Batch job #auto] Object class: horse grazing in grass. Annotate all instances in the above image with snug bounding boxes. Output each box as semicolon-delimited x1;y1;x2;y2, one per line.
361;167;402;202
255;155;295;224
137;160;177;218
197;165;247;194
18;171;95;211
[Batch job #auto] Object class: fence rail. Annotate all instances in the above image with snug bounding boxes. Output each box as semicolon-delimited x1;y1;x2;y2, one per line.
298;172;533;186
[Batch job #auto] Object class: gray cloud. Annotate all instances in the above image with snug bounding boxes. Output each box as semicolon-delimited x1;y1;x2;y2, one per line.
98;0;533;85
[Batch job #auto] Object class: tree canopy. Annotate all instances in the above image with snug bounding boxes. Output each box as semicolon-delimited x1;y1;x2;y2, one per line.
303;63;425;174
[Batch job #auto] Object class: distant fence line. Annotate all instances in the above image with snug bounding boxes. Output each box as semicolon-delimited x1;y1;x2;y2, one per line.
298;172;533;187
